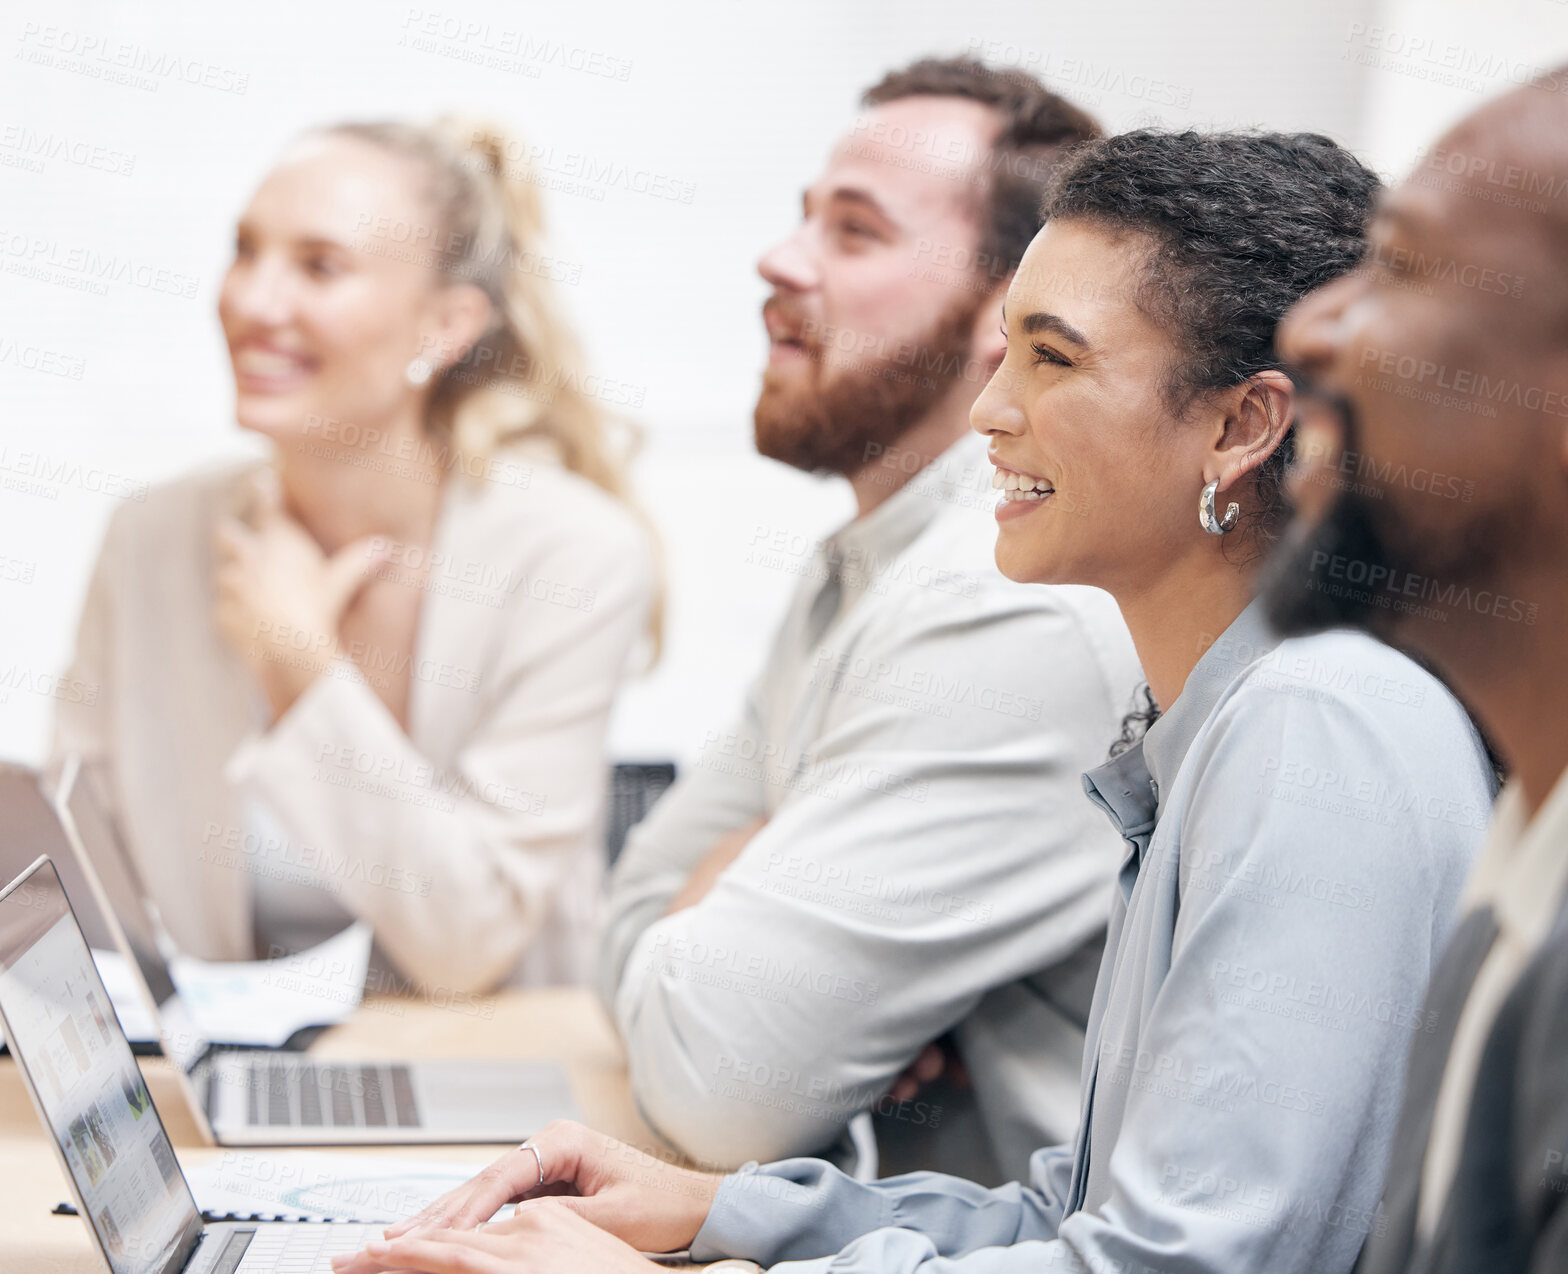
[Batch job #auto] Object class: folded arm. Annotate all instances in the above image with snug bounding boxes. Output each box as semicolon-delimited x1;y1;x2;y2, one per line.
611;598;1125;1167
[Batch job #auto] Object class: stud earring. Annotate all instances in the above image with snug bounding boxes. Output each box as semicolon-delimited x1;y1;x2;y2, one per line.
1199;479;1239;535
405;357;435;387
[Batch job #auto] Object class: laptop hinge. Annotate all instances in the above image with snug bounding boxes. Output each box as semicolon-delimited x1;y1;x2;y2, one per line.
202;1228;256;1274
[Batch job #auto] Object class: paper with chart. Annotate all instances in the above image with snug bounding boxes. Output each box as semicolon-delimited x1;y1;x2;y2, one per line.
168;922;373;1047
185;1150;515;1223
93;923;372;1049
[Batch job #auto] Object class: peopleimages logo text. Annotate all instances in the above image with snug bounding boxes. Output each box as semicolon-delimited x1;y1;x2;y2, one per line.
1307;551;1538;625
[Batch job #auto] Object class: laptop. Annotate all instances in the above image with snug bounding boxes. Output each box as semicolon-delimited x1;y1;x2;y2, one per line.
0;854;377;1271
0;763;174;1053
49;756;581;1146
0;763;118;952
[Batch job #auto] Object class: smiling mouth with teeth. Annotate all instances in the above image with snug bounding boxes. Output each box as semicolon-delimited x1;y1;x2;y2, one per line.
991;467;1056;502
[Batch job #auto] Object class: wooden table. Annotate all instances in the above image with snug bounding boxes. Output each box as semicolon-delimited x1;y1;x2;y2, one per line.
0;989;694;1271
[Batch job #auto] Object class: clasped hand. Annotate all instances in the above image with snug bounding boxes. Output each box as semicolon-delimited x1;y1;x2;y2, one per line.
213;472;389;719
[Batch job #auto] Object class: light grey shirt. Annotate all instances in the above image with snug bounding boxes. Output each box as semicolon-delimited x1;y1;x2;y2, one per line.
692;599;1496;1273
598;433;1142;1177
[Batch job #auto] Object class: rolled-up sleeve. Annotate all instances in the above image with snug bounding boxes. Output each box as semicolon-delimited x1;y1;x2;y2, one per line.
611;594;1124;1167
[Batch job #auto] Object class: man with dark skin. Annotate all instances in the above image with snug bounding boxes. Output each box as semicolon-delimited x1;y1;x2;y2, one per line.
1266;66;1568;1272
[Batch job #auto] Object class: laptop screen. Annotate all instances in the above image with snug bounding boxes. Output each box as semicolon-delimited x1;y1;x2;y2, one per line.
0;858;202;1274
57;762;209;1074
0;765;115;949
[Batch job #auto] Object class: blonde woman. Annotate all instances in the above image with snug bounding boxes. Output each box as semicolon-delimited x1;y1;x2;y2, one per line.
52;119;657;992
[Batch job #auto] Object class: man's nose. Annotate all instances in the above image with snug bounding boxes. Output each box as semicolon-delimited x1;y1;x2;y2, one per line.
757;223;817;293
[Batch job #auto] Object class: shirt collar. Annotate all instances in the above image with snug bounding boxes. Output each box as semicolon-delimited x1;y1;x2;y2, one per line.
1460;765;1568;947
1080;744;1161;889
823;433;986;611
1081;596;1282;860
1141;596;1281;802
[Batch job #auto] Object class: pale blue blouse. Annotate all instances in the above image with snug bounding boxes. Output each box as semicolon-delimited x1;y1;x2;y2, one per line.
691;599;1496;1274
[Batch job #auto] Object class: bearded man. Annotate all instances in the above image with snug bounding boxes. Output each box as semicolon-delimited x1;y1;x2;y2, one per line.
596;57;1141;1184
1268;64;1568;1274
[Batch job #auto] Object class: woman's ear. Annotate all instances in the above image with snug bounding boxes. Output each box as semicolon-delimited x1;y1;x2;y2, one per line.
422;283;495;372
1212;370;1295;491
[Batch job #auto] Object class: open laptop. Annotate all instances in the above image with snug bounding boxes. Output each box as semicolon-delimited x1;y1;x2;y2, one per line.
0;854;376;1271
49;756;581;1146
0;763;119;954
0;763;169;1053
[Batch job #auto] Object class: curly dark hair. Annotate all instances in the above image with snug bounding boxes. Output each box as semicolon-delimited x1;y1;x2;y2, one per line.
1043;129;1380;549
1108;683;1162;759
863;57;1101;283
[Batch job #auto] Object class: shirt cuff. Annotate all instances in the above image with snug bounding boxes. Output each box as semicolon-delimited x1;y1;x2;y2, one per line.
690;1160;894;1268
692;1164;765;1263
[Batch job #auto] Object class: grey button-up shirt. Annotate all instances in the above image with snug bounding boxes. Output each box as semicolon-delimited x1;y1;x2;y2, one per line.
598;433;1142;1178
693;599;1497;1273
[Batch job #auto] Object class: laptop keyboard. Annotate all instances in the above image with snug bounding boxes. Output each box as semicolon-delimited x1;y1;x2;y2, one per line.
196;1223;378;1272
243;1060;420;1128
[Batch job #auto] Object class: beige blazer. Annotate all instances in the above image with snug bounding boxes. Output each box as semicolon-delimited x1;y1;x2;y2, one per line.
50;446;654;991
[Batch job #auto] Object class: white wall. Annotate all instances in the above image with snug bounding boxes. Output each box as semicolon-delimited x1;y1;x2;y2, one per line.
1;0;1563;767
1356;0;1568;175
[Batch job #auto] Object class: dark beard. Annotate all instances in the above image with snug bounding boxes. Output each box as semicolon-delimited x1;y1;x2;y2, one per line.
1262;389;1407;638
1261;387;1524;641
1262;484;1402;639
753;297;980;476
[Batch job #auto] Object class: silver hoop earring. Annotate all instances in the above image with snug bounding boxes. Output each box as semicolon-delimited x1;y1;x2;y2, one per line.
1199;479;1239;535
405;357;435;387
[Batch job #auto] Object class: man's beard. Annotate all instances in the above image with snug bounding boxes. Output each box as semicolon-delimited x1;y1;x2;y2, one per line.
753;297;981;476
1261;388;1519;641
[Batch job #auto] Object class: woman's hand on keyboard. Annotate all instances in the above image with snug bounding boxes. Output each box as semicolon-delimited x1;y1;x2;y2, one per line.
330;1120;722;1271
335;1198;666;1273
